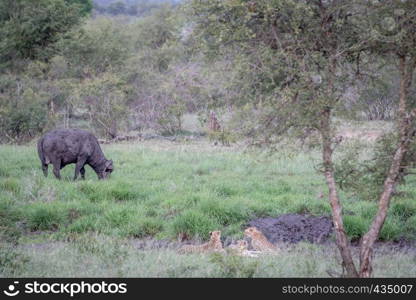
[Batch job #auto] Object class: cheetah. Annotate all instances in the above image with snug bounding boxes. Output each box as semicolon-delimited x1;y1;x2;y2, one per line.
178;230;224;254
227;240;248;254
244;227;279;253
226;239;261;257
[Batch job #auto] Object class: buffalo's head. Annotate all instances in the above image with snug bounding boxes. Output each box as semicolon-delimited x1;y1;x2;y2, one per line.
98;159;113;179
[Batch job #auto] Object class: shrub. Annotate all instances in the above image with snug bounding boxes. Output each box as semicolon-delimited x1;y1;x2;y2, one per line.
0;87;49;143
26;205;65;231
343;215;370;240
208;129;237;146
171;210;219;239
0;178;21;194
209;252;259;278
334;133;416;201
391;201;416;221
66;215;100;234
379;218;402;241
198;200;248;226
404;216;416;239
128;218;164;238
0;198;21;243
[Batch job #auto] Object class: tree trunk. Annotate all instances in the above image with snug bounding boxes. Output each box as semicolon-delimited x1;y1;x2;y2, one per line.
359;55;416;277
321;107;359;278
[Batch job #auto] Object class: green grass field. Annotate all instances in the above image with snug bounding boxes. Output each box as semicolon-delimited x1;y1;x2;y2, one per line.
1;140;416;277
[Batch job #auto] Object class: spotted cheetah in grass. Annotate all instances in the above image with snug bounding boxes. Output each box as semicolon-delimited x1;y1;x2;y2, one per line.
178;231;224;254
227;240;248;254
226;239;261;257
244;227;279;253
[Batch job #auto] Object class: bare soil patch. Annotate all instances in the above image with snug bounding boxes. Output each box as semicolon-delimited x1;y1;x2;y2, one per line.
247;213;416;254
247;214;333;244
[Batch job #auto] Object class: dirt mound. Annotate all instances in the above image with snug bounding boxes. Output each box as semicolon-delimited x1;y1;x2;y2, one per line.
247;214;333;244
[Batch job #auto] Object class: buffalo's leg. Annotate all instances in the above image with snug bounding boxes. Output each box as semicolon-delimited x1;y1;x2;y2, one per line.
52;160;62;179
74;156;87;181
42;164;48;177
80;166;86;180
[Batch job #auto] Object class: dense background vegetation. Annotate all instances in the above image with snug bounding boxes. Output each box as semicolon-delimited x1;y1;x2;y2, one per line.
2;0;409;143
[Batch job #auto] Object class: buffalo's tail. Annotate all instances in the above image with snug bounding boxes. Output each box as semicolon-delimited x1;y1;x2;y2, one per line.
37;137;46;165
38;137;49;177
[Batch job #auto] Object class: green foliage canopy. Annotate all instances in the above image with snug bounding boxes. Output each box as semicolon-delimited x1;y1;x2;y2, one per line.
0;0;86;67
65;0;93;16
187;0;360;143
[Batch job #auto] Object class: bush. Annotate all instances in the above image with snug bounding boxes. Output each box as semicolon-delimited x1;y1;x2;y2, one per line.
343;215;370;240
0;0;84;65
72;72;130;139
198;200;248;226
56;17;132;77
0;86;49;143
391;201;416;221
26;205;65;231
171;210;220;239
334;133;416;201
0;198;21;243
128;218;164;238
379;218;402;241
404;216;416;239
66;215;100;234
208;129;237;146
347;65;399;121
0;178;21;194
209;252;259;278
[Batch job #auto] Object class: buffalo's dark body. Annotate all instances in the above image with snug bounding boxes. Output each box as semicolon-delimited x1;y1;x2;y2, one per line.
37;129;113;180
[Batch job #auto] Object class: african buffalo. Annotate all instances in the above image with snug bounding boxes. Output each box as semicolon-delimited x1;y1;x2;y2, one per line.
37;129;113;180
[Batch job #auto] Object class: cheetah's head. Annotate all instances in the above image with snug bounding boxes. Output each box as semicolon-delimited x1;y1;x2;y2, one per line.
209;230;221;240
237;240;248;249
244;227;262;238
